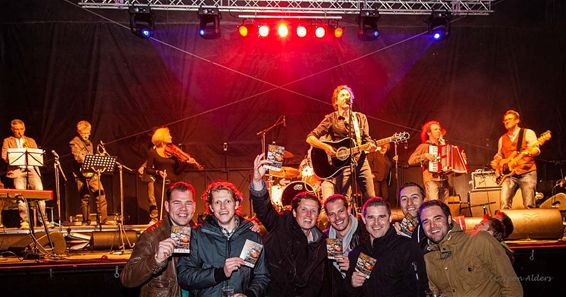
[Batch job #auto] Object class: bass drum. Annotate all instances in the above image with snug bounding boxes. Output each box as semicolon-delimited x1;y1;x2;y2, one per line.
281;181;315;207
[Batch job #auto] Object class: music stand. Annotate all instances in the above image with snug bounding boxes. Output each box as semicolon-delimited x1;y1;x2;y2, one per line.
81;155;116;227
7;147;44;168
7;148;56;257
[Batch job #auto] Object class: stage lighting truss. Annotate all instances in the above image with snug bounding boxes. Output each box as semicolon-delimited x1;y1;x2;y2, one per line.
80;1;493;16
128;5;154;39
358;9;380;41
428;10;451;40
237;20;344;40
198;7;221;39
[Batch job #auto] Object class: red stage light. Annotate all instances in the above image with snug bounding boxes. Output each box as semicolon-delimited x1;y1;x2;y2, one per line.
315;26;326;38
296;25;307;38
258;25;270;37
334;27;344;38
238;25;249;37
277;23;289;38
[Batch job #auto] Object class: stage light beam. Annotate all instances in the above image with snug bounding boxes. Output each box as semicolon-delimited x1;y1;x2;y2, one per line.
296;25;307;38
258;25;270;37
277;23;289;38
315;26;326;39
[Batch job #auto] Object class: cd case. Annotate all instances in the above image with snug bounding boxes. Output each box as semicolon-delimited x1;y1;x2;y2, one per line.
326;238;343;260
171;225;191;254
355;252;376;279
239;239;264;268
265;144;285;171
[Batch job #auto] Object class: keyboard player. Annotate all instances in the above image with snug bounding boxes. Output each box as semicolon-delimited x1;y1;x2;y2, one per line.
1;119;50;229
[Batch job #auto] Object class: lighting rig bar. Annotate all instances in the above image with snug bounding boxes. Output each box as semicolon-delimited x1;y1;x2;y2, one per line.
79;0;493;16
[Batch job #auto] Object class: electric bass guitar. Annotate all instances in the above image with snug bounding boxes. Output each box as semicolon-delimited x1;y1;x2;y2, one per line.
311;132;410;179
495;130;551;186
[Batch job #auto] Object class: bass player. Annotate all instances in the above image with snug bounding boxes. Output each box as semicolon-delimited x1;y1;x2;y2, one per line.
491;110;540;209
306;85;377;201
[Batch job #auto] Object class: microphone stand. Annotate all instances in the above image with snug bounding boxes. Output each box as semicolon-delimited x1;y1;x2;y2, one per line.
255;115;285;215
115;160;134;253
393;142;400;202
256;115;285;158
346;101;361;214
53;152;67;230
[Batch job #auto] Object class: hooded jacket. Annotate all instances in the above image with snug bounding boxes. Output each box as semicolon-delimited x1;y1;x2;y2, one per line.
176;215;270;297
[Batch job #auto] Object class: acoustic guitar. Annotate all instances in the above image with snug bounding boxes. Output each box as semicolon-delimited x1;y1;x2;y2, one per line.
310;132;410;179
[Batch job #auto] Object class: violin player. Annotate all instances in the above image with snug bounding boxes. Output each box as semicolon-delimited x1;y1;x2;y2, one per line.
144;127;203;223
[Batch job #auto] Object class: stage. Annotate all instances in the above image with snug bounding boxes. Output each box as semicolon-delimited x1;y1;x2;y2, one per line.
0;222;565;296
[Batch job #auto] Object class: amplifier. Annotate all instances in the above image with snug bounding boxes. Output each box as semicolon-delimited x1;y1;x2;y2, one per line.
467;189;523;217
471;170;500;190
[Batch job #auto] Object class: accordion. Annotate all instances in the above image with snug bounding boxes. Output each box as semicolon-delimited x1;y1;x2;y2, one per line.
428;144;469;174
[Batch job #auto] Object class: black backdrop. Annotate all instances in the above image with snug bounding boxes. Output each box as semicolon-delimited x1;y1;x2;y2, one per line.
1;0;565;223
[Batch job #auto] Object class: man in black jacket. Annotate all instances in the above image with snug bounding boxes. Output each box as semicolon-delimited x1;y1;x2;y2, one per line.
322;194;368;297
252;154;327;297
345;198;428;297
177;181;269;297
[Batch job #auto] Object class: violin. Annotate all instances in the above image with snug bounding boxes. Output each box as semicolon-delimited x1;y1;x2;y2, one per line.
164;143;204;170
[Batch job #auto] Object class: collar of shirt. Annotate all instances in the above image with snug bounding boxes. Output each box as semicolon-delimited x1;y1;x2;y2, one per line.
221;216;240;239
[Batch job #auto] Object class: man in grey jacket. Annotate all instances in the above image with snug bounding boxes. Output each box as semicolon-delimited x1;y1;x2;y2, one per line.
177;181;269;297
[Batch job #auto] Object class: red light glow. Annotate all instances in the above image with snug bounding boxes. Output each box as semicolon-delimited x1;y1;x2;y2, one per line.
296;25;307;38
258;25;270;37
315;26;326;38
277;23;289;38
334;27;344;38
238;25;249;37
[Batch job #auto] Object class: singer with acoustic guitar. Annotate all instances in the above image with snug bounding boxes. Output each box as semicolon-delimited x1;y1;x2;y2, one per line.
70;120;110;225
491;110;547;209
306;85;377;201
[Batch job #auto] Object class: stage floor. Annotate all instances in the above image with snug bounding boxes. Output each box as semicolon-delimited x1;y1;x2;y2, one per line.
1;224;565;296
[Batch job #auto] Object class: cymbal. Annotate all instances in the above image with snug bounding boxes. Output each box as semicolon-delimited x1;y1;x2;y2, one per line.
283;150;294;159
269;166;300;179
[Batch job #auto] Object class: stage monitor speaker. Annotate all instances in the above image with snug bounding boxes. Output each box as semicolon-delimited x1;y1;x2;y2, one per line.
498;209;564;240
467;189;523;217
90;230;138;250
540;193;566;211
0;232;66;255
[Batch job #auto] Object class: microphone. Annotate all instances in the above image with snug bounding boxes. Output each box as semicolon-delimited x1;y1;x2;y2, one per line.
282;115;286;127
52;150;60;158
345;98;351;105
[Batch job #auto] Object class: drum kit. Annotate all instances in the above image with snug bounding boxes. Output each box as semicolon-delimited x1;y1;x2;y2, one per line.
267;150;321;210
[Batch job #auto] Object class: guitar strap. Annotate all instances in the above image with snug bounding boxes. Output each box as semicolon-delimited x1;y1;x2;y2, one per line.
516;128;525;152
352;112;362;146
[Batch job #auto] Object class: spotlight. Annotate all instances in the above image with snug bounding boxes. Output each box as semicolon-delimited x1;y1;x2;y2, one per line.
333;26;344;39
315;26;326;39
238;25;248;37
428;10;451;41
238;24;257;37
197;7;221;39
258;25;270;37
358;10;380;41
128;6;154;39
277;22;289;38
296;25;307;38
